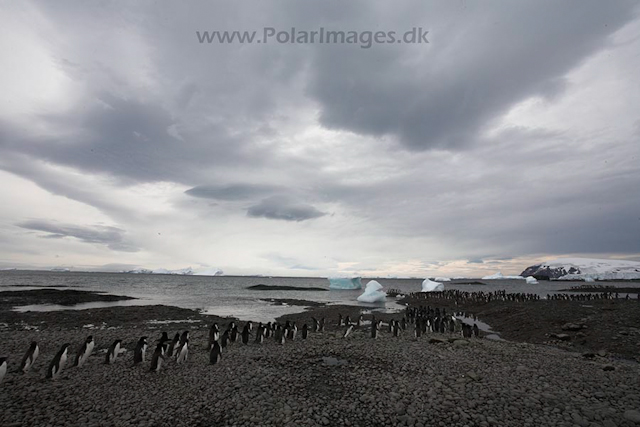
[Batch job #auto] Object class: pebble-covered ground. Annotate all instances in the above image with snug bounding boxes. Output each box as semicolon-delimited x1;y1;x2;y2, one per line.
2;315;640;427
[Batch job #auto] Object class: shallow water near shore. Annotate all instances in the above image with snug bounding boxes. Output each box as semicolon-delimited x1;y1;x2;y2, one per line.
2;270;639;323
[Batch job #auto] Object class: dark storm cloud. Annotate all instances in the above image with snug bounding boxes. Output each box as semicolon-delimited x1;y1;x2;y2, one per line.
308;1;637;149
17;220;138;252
185;184;280;201
247;196;325;222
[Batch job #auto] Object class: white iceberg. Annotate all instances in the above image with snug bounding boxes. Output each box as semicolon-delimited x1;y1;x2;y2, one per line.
525;276;538;284
421;278;444;292
481;272;524;280
434;277;451;282
357;280;386;303
328;277;362;290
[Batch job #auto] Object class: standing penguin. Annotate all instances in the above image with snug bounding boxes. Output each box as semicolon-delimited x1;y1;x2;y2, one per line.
47;344;70;379
230;325;239;343
149;343;166;372
357;315;363;327
220;330;230;349
241;324;251;345
473;323;479;338
371;320;379;339
105;340;122;364
255;324;264;344
167;333;180;357
74;336;94;368
337;314;343;327
319;317;325;332
312;317;320;332
288;322;297;341
209;324;220;349
176;332;189;364
133;337;148;365
158;332;170;345
393;321;401;337
19;341;40;373
209;341;222;365
301;324;309;340
0;357;7;384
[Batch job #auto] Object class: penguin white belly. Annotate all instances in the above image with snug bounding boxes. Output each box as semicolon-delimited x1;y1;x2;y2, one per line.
141;344;147;362
59;351;68;372
112;343;121;363
0;361;7;383
84;342;94;365
177;343;188;363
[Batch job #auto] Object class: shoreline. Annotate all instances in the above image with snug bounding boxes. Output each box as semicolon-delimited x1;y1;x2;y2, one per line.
1;290;640;426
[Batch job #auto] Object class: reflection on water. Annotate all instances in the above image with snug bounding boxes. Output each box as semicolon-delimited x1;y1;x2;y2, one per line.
12;299;158;312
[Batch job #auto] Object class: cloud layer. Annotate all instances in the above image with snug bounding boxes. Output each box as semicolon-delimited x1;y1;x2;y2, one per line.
0;1;639;276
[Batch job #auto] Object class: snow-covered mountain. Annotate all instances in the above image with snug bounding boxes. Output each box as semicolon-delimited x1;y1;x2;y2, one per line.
481;272;524;280
520;258;640;281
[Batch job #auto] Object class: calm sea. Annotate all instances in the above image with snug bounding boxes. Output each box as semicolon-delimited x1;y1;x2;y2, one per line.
1;271;637;323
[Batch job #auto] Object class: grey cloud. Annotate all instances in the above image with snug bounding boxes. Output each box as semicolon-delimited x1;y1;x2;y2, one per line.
185;184;280;201
247;196;325;222
467;259;484;264
17;220;138;252
308;1;637;150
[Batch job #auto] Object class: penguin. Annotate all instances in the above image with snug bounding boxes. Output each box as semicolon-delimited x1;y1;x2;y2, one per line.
343;324;354;339
176;332;189;363
473;323;479;338
338;314;343;327
388;320;394;333
209;323;220;349
19;341;40;373
47;344;70;379
275;325;285;345
105;340;122;364
393;321;401;337
209;341;222;365
241;324;251;345
311;317;320;332
220;330;230;349
157;332;170;345
319;317;325;332
288;322;297;341
255;325;264;344
0;357;7;384
345;315;351;326
230;325;239;343
74;336;94;368
264;322;272;338
247;321;253;332
301;324;309;340
149;343;166;372
371;320;380;339
357;315;363;327
133;337;148;365
167;333;180;357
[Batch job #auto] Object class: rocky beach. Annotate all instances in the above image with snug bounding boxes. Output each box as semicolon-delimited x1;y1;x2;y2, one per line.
1;290;640;427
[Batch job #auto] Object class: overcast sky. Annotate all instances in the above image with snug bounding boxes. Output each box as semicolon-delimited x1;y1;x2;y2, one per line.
1;1;639;277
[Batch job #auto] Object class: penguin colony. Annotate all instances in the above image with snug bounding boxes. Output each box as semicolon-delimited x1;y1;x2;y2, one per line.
407;289;639;303
0;302;486;383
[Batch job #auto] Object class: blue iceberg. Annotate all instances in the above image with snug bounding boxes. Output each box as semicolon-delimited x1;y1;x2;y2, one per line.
328;277;362;290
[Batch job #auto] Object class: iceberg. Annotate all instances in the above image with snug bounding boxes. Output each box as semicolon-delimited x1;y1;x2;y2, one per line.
357;280;386;303
525;276;538;285
434;277;451;282
422;278;444;292
481;272;524;280
328;277;362;290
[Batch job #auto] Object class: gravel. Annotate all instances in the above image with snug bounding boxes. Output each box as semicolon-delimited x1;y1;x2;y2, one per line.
1;313;640;427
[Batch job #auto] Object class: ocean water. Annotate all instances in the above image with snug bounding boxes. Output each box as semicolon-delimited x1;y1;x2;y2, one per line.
1;271;638;323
